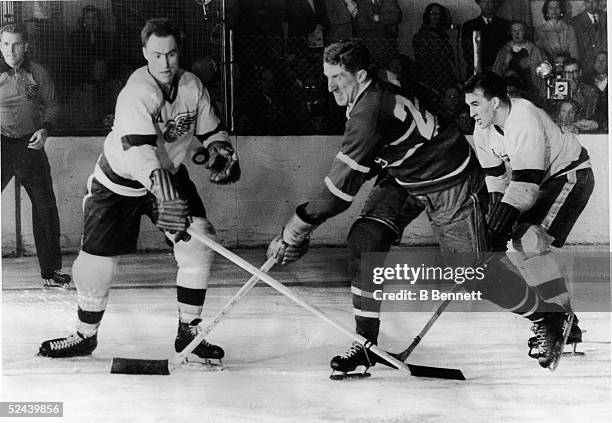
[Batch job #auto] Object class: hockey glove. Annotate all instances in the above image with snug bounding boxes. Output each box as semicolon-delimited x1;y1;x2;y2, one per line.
486;201;520;252
206;141;241;185
150;168;191;242
267;207;315;265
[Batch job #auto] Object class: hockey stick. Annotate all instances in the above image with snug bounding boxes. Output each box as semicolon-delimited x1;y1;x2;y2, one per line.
178;228;462;379
390;283;462;363
110;256;277;375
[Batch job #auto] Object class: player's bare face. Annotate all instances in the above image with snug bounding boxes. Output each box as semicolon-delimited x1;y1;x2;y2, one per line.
324;62;360;106
0;32;27;69
143;34;179;89
465;89;495;129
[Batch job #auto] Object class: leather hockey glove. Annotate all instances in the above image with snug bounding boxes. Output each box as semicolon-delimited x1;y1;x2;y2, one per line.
486;201;520;252
206;141;241;185
267;206;316;265
150;168;191;242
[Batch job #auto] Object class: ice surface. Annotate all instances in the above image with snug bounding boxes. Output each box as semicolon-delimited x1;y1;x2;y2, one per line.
2;283;610;423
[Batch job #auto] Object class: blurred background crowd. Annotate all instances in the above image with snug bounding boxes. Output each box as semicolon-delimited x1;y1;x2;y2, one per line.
0;0;607;135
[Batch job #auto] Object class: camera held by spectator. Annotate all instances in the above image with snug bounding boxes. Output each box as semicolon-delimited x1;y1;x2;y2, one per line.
536;60;569;100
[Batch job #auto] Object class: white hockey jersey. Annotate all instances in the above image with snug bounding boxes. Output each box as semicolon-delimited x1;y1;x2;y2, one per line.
93;66;229;197
473;98;590;212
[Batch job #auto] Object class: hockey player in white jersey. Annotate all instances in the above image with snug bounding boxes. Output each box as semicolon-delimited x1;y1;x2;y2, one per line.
39;18;240;363
464;72;594;368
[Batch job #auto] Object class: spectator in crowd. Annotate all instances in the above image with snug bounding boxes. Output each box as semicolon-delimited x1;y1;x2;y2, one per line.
493;20;547;100
563;57;599;123
535;0;579;61
555;99;581;133
413;3;458;105
353;0;402;40
66;58;122;130
283;0;329;43
589;51;608;131
237;65;289;135
325;0;358;40
461;0;510;75
69;5;113;83
0;23;71;287
236;0;285;36
570;0;607;75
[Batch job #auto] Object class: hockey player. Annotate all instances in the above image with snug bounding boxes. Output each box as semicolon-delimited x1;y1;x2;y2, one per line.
38;19;240;362
464;71;594;361
267;41;568;377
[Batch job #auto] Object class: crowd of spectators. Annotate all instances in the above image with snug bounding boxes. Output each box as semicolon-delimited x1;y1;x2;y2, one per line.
11;0;608;136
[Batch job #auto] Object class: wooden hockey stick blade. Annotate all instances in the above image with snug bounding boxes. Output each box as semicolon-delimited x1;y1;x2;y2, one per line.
405;363;465;380
382;352;465;380
110;358;169;375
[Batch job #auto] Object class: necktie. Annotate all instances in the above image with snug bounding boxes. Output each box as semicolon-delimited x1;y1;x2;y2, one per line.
594;15;599;30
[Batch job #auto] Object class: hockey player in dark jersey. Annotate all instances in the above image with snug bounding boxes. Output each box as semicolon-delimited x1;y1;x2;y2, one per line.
267;40;567;377
38;19;240;363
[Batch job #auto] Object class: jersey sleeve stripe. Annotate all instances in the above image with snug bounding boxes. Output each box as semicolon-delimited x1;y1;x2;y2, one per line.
336;152;371;173
121;134;157;150
324;176;354;202
483;163;506;177
511;169;545;184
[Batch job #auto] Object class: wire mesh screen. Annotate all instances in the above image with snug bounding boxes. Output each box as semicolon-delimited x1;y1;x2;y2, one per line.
1;0;222;135
0;1;468;136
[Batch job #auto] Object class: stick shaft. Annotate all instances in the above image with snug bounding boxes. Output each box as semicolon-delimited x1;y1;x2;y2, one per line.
186;228;410;373
397;283;461;361
171;256;276;367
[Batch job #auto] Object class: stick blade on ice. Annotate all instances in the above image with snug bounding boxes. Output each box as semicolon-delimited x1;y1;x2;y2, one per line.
110;358;170;375
407;363;465;380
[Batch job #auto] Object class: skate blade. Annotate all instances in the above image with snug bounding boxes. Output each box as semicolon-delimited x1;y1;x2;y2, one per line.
42;281;72;290
549;314;574;371
329;369;371;381
562;343;586;356
184;355;224;371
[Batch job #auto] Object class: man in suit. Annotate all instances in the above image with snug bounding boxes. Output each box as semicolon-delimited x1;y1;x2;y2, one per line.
570;0;607;75
353;0;402;40
283;0;329;38
461;0;510;75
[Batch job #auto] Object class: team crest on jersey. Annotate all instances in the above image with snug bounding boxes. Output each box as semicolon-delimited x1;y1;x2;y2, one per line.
163;111;196;143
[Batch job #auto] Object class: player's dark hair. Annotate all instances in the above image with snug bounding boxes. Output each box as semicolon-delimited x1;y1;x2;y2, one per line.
141;18;181;48
0;23;28;42
324;40;370;75
463;72;510;105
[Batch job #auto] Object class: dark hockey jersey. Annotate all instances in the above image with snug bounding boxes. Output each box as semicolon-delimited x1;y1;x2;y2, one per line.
303;78;473;223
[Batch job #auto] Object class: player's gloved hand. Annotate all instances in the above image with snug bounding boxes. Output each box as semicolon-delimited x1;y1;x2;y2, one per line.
486;191;504;222
206;141;241;184
486;201;520;252
150;168;191;242
266;208;315;265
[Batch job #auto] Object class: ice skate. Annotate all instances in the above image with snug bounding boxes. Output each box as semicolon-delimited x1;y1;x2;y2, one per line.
330;342;373;380
175;319;224;369
528;312;566;370
42;270;71;289
528;314;584;356
38;332;97;358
